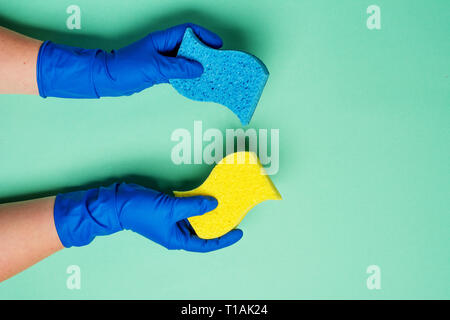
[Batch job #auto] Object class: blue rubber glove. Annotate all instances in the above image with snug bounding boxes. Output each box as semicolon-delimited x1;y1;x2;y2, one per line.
54;183;243;252
37;23;223;98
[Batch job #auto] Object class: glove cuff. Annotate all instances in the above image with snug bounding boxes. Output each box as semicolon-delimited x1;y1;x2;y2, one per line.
37;40;101;98
54;183;124;247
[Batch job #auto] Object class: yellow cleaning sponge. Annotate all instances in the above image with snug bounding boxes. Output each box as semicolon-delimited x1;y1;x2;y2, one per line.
174;151;281;239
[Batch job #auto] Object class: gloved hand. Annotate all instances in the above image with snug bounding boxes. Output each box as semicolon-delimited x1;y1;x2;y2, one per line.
37;23;223;98
54;183;243;252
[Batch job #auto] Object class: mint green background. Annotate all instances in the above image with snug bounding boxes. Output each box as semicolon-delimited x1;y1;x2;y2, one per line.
0;0;449;299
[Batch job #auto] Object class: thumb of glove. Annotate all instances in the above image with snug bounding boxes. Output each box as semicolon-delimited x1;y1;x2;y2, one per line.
157;56;204;80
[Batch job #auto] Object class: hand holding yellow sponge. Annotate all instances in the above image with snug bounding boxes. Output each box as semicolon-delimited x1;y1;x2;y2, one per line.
174;151;281;239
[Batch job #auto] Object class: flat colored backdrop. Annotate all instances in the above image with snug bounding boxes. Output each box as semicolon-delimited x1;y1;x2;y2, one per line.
0;0;449;299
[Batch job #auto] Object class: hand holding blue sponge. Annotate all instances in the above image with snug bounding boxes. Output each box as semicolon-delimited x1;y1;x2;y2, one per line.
170;28;269;125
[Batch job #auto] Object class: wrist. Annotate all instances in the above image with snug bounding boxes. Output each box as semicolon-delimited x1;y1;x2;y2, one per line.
53;183;123;247
91;50;132;97
113;182;160;231
37;40;101;98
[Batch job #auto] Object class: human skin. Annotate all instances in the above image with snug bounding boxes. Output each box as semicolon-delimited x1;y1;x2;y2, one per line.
0;27;61;282
0;25;236;282
0;197;63;282
0;26;41;95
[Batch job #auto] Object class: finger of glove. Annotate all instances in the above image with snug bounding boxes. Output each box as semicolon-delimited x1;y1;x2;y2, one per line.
184;229;244;252
158;56;204;80
171;195;218;222
152;23;223;53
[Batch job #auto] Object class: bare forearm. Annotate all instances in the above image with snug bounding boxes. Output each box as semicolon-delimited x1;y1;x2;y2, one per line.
0;196;63;282
0;26;42;95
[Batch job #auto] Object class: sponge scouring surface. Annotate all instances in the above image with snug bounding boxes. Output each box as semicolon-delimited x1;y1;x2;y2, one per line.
174;152;281;239
170;28;269;126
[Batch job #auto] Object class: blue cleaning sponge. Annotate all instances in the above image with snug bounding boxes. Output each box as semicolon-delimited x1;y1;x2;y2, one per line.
170;28;269;125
